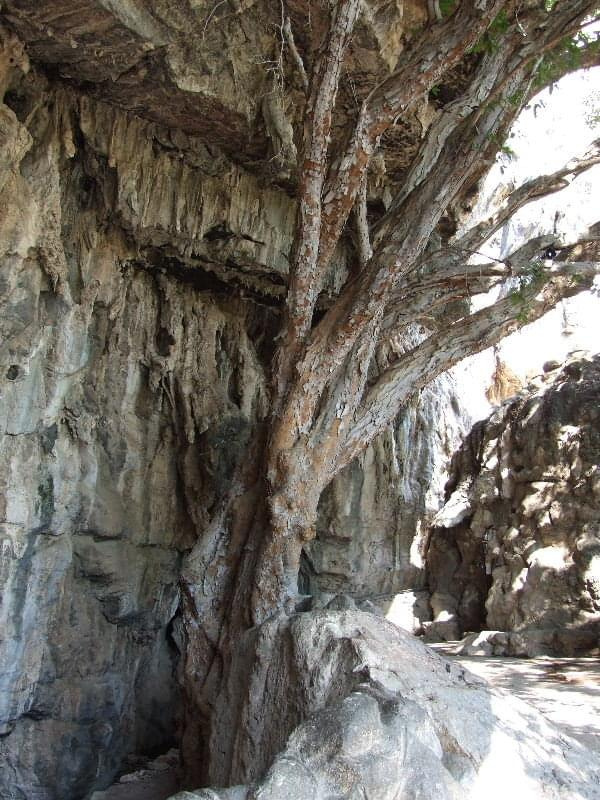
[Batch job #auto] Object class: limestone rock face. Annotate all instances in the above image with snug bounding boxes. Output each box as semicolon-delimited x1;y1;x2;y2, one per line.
168;609;600;800
0;19;462;798
0;75;275;797
426;355;600;655
306;368;470;619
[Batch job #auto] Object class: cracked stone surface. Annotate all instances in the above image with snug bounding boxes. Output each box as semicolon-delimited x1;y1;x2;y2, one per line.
424;355;600;654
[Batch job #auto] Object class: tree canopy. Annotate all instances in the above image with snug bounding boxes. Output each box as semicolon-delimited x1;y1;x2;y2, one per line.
245;0;600;623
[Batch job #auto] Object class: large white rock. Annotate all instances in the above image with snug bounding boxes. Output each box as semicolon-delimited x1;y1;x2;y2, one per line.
171;609;600;800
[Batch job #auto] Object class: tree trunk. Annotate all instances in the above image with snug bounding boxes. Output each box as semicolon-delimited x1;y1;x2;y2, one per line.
179;426;320;788
173;0;600;787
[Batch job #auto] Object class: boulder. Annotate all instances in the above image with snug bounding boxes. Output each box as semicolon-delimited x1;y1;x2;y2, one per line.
426;355;600;653
170;609;600;800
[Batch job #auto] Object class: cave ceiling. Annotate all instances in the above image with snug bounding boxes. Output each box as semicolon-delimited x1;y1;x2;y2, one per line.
0;0;442;173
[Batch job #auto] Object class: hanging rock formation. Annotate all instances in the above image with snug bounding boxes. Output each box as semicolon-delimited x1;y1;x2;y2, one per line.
0;87;275;794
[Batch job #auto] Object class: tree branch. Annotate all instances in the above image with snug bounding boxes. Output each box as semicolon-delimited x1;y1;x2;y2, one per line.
458;139;600;252
307;81;520;362
375;0;600;251
273;0;361;401
271;73;527;462
340;263;599;471
353;173;372;268
471;0;600;115
382;223;600;332
269;0;599;492
283;16;308;93
316;0;510;277
372;45;515;247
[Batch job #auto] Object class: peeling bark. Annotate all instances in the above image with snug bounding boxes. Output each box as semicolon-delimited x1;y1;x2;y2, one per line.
237;7;600;712
187;0;600;779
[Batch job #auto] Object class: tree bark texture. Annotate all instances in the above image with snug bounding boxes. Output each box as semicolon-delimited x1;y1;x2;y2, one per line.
174;0;600;788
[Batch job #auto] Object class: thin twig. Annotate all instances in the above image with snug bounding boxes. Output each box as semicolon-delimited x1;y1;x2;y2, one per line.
202;0;228;38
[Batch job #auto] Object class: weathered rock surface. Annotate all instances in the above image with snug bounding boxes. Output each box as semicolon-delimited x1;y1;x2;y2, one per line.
0;0;427;173
0;18;470;798
425;355;600;654
0;67;276;797
167;609;600;800
305;364;470;624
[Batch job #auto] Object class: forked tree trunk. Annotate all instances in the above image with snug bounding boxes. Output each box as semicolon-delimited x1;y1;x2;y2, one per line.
175;0;600;788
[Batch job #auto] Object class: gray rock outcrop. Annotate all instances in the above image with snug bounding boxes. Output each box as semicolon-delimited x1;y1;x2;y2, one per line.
167;608;600;800
425;355;600;655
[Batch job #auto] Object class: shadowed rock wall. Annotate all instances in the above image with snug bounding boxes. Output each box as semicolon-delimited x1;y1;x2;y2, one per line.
306;370;469;614
425;355;600;656
0;75;277;797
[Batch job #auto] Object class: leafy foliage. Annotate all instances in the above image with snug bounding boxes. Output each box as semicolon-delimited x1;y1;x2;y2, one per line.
534;30;600;90
509;261;548;322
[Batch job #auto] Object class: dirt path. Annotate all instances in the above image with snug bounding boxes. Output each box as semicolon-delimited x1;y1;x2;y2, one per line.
432;644;600;754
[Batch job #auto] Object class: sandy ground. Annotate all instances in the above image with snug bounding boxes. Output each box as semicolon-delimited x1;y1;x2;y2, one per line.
431;644;600;755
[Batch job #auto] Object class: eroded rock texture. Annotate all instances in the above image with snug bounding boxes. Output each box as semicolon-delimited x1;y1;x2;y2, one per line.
167;608;600;800
304;370;468;621
0;0;428;176
0;10;469;796
0;73;278;796
426;355;600;655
